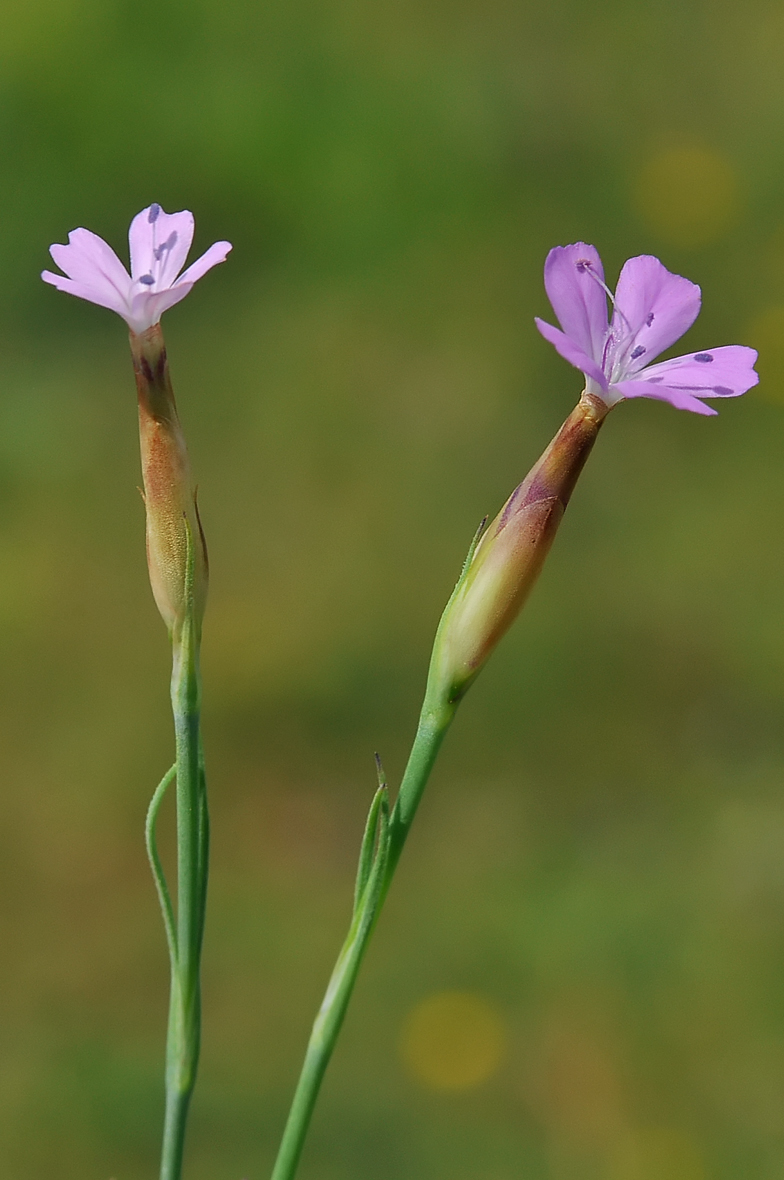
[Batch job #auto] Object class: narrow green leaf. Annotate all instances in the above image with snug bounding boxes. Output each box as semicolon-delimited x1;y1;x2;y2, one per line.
353;779;385;916
146;763;178;970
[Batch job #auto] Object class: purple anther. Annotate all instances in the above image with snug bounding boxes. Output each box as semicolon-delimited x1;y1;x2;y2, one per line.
153;231;178;261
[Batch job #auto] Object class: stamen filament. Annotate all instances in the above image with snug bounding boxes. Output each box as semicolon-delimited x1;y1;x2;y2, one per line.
577;259;616;307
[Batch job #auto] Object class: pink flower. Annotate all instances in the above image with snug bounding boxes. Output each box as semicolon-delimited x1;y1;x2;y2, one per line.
535;243;758;416
42;203;232;334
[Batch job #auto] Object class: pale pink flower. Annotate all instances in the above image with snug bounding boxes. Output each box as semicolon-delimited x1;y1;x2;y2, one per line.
42;203;231;334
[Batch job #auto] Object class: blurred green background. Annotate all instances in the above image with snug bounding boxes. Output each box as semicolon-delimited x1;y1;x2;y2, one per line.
2;0;784;1176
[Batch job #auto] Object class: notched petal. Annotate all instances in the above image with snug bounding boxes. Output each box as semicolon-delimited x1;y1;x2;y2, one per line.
613;255;701;367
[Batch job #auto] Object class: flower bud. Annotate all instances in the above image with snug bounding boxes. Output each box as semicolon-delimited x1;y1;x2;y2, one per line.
130;324;208;637
428;391;608;704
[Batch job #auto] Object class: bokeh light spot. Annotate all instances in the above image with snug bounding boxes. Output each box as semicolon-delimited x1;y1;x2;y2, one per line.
633;146;739;247
399;991;506;1091
745;306;784;401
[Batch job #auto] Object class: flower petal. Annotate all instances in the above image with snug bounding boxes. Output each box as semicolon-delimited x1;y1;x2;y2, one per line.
639;345;759;396
612;255;701;370
535;317;609;390
612;379;718;416
128;207;157;280
176;240;233;286
129;205;195;285
125;284;196;333
542;243;609;365
124;244;232;332
44;207;231;328
154;210;195;285
49;228;132;306
41;270;130;319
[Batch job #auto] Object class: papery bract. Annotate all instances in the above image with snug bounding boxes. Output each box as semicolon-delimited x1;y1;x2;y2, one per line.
42;203;231;334
535;243;758;416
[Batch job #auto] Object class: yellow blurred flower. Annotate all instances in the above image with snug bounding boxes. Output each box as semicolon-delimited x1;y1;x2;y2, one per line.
633;146;739;248
399;990;506;1091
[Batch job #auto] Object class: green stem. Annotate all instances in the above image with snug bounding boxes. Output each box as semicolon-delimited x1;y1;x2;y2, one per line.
383;695;456;891
156;602;206;1180
270;694;455;1180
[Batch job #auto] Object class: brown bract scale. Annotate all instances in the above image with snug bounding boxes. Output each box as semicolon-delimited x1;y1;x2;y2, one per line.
131;324;208;637
429;391;608;704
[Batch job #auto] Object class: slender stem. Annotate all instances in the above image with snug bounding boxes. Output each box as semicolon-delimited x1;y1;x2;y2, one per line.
384;695;456;890
158;604;207;1180
132;326;210;1180
270;695;455;1180
270;923;365;1180
270;392;603;1180
196;753;210;959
